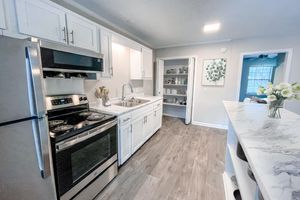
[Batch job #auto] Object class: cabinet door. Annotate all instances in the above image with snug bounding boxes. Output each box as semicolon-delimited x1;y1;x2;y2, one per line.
153;108;163;132
144;112;154;140
0;0;6;30
119;123;132;165
100;28;112;77
155;59;164;96
142;47;153;80
66;13;98;52
130;48;142;80
185;57;195;124
131;116;144;153
15;0;67;43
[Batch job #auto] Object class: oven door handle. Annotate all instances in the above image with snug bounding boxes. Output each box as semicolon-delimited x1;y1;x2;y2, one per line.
56;119;117;152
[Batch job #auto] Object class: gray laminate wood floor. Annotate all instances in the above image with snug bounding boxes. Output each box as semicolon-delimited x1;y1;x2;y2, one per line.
96;116;227;200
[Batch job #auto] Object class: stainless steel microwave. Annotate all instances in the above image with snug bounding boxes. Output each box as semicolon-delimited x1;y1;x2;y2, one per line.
40;40;103;73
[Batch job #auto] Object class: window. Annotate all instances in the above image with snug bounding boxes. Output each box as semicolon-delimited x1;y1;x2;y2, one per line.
246;66;274;94
239;60;277;102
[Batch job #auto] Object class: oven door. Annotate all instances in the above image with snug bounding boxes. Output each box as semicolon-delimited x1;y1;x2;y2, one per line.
54;119;117;199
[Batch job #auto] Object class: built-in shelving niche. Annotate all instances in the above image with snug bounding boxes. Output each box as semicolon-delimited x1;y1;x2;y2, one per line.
156;56;195;124
163;59;189;119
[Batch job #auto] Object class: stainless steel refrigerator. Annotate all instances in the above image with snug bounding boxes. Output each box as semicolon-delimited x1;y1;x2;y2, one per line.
0;36;57;200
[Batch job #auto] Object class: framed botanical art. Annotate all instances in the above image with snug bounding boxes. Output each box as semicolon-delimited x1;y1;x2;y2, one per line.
202;58;227;86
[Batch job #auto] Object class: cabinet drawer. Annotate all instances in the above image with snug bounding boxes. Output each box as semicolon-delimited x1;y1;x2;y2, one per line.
119;113;132;126
153;100;162;110
132;104;153;120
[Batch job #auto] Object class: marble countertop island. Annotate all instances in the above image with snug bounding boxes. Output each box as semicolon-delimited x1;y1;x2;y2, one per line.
224;101;300;200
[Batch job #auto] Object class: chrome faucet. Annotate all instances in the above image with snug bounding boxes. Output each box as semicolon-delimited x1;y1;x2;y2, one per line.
122;83;134;101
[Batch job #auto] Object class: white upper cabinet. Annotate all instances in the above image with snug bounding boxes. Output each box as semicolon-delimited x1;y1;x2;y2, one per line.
130;48;142;80
66;13;98;52
130;46;153;80
0;0;6;30
15;0;67;43
100;28;113;77
15;0;99;52
13;0;146;55
142;47;153;80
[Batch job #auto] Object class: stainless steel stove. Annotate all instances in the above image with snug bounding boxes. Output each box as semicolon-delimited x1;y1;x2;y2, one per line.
46;94;118;200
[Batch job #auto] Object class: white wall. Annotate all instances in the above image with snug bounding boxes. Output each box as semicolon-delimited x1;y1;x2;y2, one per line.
155;35;300;127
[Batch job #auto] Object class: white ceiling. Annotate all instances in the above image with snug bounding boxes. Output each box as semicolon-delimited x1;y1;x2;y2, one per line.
69;0;300;49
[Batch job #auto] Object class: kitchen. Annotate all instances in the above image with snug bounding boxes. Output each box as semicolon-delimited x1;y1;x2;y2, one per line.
1;0;300;200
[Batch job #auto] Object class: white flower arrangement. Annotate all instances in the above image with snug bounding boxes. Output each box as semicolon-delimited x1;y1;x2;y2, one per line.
257;82;300;118
257;82;300;102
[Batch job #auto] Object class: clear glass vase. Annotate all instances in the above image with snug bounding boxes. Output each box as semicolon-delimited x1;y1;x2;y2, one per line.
268;100;284;118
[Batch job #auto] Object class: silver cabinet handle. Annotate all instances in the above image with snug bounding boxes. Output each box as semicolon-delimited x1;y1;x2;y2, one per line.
62;27;67;42
123;117;130;123
110;67;113;76
70;30;74;44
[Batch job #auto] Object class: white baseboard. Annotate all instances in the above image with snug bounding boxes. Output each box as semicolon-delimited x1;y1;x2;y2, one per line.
163;113;184;119
192;120;228;130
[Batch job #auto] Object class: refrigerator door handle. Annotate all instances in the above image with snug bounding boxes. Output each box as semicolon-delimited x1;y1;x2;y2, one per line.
25;41;47;118
25;39;51;179
32;117;51;178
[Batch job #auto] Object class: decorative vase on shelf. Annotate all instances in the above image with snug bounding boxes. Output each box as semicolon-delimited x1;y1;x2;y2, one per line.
257;82;300;119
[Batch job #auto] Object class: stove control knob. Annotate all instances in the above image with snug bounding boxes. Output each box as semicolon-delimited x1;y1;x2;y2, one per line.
79;97;83;101
83;97;87;101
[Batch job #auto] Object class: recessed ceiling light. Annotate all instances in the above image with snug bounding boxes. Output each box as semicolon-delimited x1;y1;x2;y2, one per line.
203;23;220;33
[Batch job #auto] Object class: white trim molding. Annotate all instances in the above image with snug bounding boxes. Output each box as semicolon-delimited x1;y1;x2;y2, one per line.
155;39;232;49
192;120;228;130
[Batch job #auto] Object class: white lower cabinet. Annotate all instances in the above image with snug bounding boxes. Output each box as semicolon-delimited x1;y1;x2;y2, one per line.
119;122;132;164
131;116;145;153
144;112;154;141
153;108;163;132
118;100;163;165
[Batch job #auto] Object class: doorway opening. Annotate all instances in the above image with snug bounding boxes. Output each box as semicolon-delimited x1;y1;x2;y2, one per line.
238;50;292;102
155;56;196;124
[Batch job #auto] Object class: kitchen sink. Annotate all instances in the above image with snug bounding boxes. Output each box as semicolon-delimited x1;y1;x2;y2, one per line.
114;98;149;107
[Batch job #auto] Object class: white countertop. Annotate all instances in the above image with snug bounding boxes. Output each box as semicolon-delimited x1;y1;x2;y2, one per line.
223;101;300;200
90;96;163;116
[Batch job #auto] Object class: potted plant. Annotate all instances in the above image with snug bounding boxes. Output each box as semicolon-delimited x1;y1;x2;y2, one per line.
257;82;300;118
